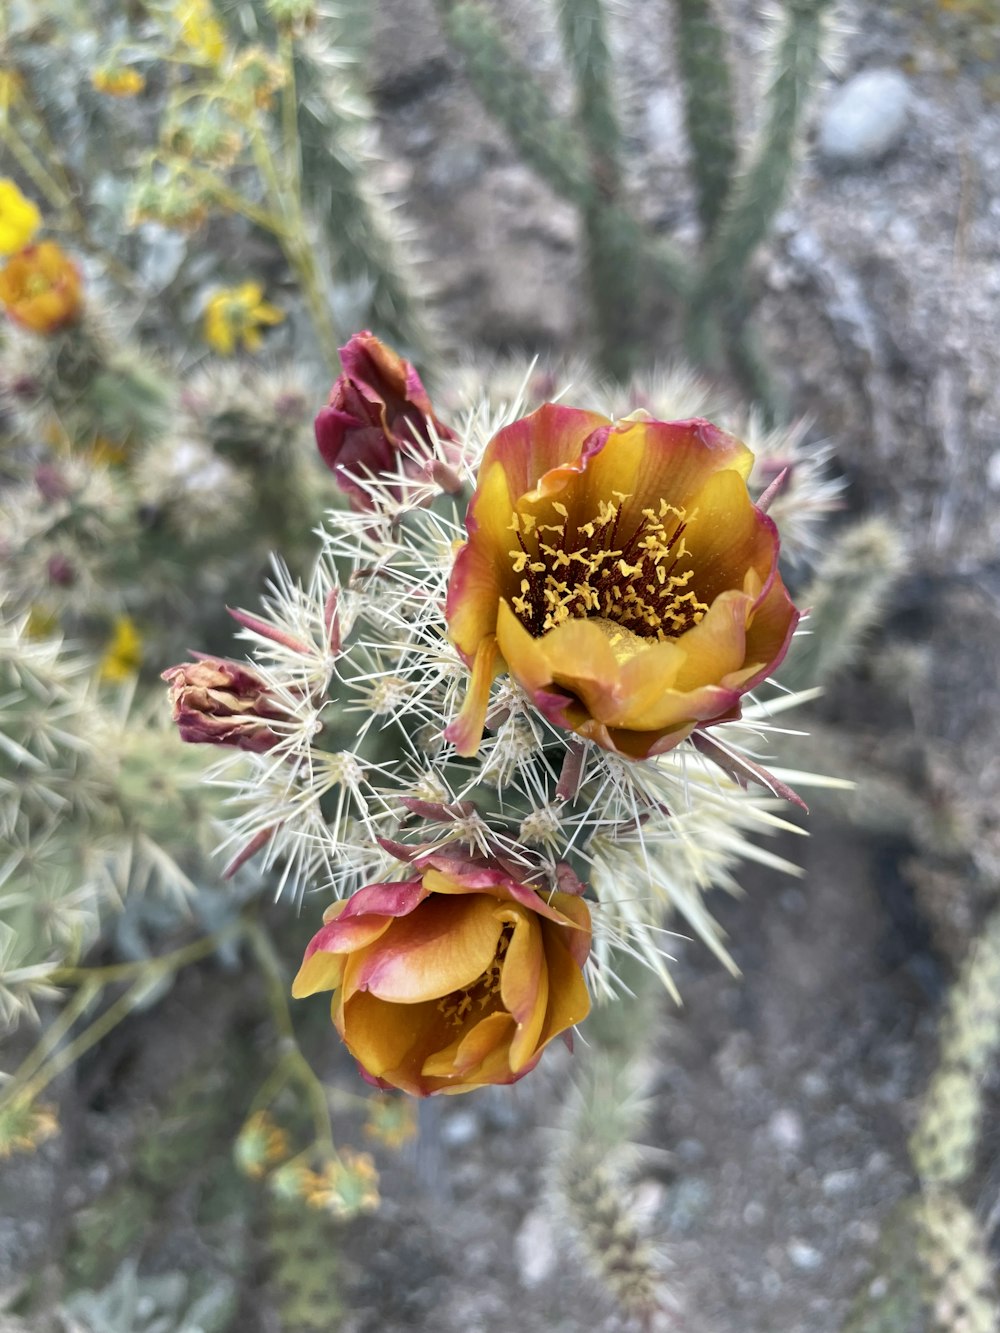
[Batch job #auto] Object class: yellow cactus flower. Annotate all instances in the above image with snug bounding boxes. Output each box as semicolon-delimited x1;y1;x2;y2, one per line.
0;241;82;332
100;616;144;682
444;405;800;760
91;66;146;98
203;282;284;355
293;849;591;1097
176;0;227;67
0;178;42;256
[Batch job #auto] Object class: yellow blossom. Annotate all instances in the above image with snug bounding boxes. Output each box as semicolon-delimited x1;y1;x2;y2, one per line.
203;282;284;355
176;0;227;67
92;67;146;98
0;178;42;256
100;616;144;682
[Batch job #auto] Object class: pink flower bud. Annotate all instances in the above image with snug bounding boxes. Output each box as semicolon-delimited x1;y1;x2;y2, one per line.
315;331;462;511
162;656;290;753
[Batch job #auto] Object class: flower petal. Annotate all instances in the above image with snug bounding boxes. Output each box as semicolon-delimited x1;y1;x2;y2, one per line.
421;1011;514;1079
444;634;499;757
501;907;548;1071
347;893;503;1003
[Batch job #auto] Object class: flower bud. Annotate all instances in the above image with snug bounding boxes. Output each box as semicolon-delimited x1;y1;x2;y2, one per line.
315;331;462;512
162;656;290;752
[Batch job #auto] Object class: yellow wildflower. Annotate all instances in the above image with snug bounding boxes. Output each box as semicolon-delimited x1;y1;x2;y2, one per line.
0;178;42;256
92;67;146;98
203;282;284;355
176;0;227;67
100;616;143;682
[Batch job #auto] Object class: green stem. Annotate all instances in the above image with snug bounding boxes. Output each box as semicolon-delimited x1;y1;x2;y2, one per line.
248;128;341;372
5;981;101;1094
243;921;335;1151
3;978;152;1111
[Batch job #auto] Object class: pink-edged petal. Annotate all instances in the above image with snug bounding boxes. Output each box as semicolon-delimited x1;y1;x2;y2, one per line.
419;863;590;929
347;894;503;1004
333;879;427;923
740;572;801;689
478;403;612;503
547;891;592;970
573;416;754;525
444;634;500;757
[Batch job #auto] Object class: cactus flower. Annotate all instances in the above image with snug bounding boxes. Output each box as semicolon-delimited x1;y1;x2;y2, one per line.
445;404;799;759
315;331;461;511
0;242;81;333
292;851;591;1096
162;655;290;752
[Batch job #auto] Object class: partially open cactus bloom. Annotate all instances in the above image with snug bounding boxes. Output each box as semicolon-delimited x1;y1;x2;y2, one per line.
315;330;462;511
0;242;82;333
293;853;591;1096
445;405;799;759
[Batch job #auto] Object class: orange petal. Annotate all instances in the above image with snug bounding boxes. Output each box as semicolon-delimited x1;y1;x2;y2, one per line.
291;949;347;998
341;991;447;1096
682;469;778;604
444;633;500;757
501;907;548;1071
573;416;753;527
421;1011;514;1079
480;403;611;503
348;894;503;1003
538;924;592;1046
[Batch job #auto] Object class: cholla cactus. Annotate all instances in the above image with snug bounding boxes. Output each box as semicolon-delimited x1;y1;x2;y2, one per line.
0;603;225;1037
168;331;833;1098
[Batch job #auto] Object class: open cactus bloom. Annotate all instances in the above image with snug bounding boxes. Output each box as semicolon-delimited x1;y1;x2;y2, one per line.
445;405;800;760
292;852;591;1096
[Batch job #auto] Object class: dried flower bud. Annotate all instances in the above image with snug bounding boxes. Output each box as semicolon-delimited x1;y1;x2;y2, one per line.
163;656;290;752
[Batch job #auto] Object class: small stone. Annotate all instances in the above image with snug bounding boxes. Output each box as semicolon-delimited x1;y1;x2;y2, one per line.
822;1168;861;1197
744;1200;767;1227
788;1240;823;1271
514;1208;557;1288
818;69;911;168
441;1109;480;1147
767;1108;805;1152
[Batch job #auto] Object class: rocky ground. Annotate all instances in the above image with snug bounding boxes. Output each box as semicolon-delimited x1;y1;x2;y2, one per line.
5;1;1000;1329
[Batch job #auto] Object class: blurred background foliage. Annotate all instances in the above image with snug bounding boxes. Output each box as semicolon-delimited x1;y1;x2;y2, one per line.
0;0;996;1328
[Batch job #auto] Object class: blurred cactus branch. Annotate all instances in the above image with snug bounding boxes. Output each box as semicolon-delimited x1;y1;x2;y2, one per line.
290;22;438;361
432;0;826;397
672;0;737;239
556;0;643;379
686;0;831;393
